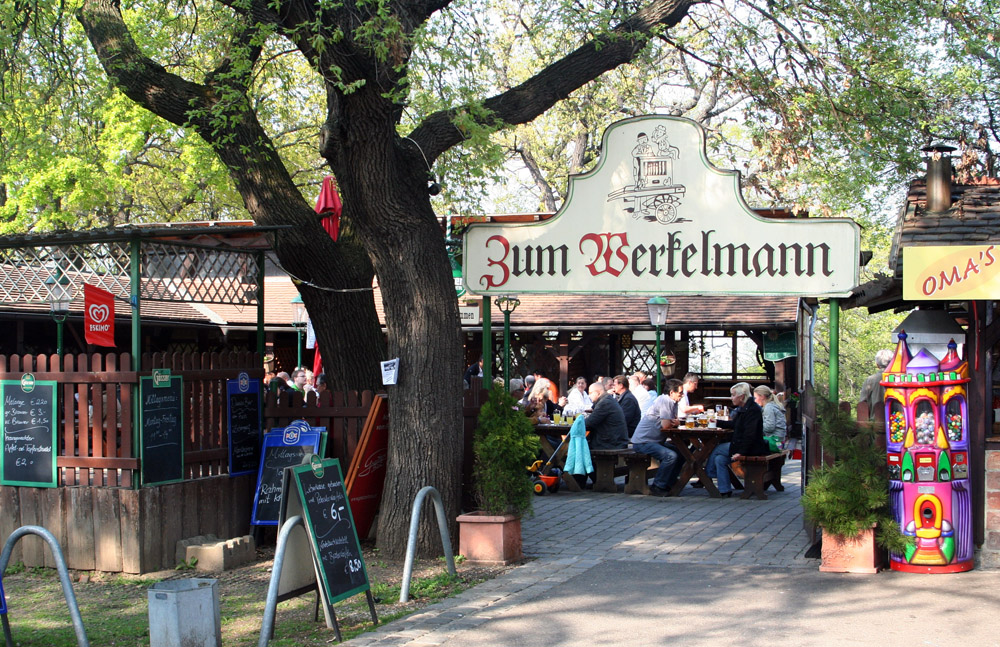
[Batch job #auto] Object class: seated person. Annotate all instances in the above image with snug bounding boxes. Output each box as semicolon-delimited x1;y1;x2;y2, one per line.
562;376;593;416
524;383;562;424
525;384;564;453
584;382;629;450
629;372;651;412
678;372;704;419
754;385;786;451
630;379;685;497
705;382;770;497
612;374;641;437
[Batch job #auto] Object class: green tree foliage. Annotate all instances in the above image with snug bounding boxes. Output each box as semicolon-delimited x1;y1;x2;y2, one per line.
0;0;329;232
813;221;907;403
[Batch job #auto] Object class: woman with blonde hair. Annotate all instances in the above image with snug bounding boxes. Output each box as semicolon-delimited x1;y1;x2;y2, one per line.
754;385;786;450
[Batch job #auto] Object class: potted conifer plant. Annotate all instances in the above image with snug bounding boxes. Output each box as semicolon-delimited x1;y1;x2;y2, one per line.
801;400;909;573
457;384;539;564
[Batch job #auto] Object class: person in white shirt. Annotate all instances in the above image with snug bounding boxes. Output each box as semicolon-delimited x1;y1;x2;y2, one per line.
629;372;651;412
677;372;704;419
639;377;658;414
562;376;592;416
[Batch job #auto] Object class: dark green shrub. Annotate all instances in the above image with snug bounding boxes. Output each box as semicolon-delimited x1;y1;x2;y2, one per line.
471;385;540;516
800;400;910;554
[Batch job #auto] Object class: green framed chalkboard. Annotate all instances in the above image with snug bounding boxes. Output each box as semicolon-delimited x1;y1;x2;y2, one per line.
139;375;184;485
1;376;58;487
288;459;371;606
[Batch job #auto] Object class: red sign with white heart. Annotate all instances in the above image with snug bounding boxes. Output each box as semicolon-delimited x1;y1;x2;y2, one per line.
84;283;115;347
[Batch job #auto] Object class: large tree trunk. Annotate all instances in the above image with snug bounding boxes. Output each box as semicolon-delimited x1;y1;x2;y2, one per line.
324;101;464;559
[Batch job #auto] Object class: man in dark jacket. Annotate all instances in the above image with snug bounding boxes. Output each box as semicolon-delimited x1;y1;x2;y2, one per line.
705;381;768;496
612;374;641;436
584;382;629;450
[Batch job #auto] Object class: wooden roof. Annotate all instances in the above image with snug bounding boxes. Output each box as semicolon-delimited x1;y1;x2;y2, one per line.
890;178;1000;278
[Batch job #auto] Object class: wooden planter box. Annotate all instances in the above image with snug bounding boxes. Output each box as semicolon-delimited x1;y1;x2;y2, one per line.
819;527;883;573
457;512;522;565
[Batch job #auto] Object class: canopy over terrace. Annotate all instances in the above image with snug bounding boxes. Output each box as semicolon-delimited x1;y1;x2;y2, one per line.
0;222;290;359
455;291;803;398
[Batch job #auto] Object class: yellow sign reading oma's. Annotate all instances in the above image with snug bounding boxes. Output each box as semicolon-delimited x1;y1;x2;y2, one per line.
903;244;999;300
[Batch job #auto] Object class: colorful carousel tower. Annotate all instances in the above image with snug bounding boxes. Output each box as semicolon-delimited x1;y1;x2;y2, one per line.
882;332;973;572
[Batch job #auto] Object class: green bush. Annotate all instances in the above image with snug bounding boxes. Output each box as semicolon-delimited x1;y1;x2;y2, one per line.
471;385;540;516
800;400;910;554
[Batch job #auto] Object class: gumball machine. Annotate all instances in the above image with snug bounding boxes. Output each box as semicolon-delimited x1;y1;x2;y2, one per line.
882;332;973;572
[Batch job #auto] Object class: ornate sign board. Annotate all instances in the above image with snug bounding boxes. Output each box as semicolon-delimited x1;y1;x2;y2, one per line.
902;244;999;300
463;115;860;297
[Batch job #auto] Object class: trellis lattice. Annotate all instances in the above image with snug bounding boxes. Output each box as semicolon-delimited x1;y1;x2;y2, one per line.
0;239;260;306
622;342;658;377
140;240;258;305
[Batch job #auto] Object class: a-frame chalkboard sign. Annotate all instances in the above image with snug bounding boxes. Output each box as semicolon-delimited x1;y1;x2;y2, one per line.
251;421;325;526
0;575;9;647
283;457;377;640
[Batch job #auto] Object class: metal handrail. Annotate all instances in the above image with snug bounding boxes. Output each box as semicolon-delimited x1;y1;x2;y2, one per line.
258;515;304;647
399;486;456;603
0;525;89;647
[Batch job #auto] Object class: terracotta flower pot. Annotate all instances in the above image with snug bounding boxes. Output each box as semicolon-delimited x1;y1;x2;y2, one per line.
457;512;522;564
819;527;883;573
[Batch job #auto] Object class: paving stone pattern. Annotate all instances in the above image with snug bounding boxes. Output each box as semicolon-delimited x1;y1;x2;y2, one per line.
347;462;812;647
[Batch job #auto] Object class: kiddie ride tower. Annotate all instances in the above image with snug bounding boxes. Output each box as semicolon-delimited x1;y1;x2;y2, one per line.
883;332;973;573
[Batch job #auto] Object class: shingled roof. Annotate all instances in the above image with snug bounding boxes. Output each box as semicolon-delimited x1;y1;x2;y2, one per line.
890;178;1000;278
847;176;1000;312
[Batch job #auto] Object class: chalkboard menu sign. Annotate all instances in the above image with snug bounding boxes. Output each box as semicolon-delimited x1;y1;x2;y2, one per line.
289;458;371;606
1;376;58;488
251;422;323;526
227;373;262;476
139;375;184;486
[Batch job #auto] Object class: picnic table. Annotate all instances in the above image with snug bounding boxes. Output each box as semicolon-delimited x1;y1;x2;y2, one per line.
665;427;732;497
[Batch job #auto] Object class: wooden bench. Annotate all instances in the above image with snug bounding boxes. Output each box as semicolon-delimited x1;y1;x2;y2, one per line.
731;451;787;500
590;448;651;494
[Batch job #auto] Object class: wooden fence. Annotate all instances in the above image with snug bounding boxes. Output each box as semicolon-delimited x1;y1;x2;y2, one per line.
0;352;409;573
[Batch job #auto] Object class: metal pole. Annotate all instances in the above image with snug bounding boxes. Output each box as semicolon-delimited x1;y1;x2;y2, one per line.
481;299;492;385
654;325;662;394
296;327;303;369
256;250;266;360
399;486;456;603
56;318;64;358
829;298;840;404
502;309;511;392
1;526;89;647
259;516;308;647
130;237;142;488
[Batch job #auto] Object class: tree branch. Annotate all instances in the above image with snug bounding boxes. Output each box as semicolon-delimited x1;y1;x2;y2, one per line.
409;0;699;159
77;0;212;128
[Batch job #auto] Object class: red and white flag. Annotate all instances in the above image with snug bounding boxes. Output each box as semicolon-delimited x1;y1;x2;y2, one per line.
84;284;115;347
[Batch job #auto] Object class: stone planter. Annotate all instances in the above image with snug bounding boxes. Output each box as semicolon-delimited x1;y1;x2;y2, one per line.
457;512;522;564
819;527;883;573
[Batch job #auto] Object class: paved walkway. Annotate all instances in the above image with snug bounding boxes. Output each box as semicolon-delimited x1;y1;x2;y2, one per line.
347;461;1000;647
